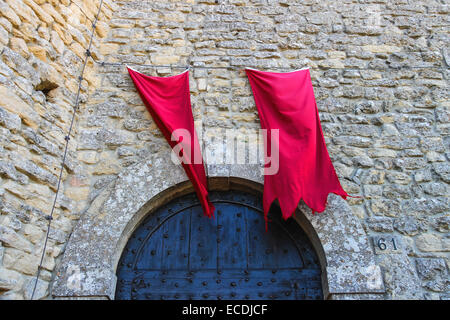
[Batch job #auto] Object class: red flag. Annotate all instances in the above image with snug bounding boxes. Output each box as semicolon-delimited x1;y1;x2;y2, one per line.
127;67;215;217
245;68;348;222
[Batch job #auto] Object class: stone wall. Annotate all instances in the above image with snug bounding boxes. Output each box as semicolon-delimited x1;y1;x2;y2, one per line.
0;0;449;300
0;0;113;299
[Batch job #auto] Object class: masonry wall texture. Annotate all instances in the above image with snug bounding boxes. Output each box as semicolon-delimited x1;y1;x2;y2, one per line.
0;0;449;300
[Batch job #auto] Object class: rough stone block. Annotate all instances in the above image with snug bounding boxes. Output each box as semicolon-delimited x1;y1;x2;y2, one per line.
415;258;449;292
0;160;29;184
14;158;57;188
0;106;21;132
2;248;39;275
23;0;54;24
376;253;423;299
92;101;128;118
9;37;30;58
23;277;48;300
0;2;21;27
402;198;448;215
366;217;394;233
394;216;426;236
370;199;401;217
0;225;33;253
431;216;450;233
0;267;22;291
0;86;40;129
416;234;449;252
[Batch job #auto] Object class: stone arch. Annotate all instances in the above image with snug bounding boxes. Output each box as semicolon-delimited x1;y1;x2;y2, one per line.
52;150;385;299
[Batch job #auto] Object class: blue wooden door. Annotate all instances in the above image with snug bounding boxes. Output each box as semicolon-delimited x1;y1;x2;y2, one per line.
115;190;323;300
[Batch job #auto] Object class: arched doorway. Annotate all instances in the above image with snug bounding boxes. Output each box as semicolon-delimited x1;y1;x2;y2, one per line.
115;190;323;300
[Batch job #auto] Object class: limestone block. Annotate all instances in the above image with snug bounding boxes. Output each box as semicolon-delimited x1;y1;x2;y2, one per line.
64;186;90;201
14;158;58;188
197;78;207;91
151;55;180;65
91;101;128;118
426;151;446;163
0;17;12;33
416;234;449;252
41;3;65;25
402;198;448;215
422;182;448;197
0;225;33;253
431;216;450;233
385;171;412;185
363;185;382;199
52;23;73;45
50;30;64;54
363;45;402;53
2;247;40;275
70;42;85;59
0;267;23;291
48;227;68;244
376;253;423;299
23;0;54;24
366;217;394;233
36;25;49;41
92;162;120;175
0;291;24;299
21;127;59;156
394;216;426;236
123;119;152;132
23;277;48;300
95;21;109;38
0;160;28;184
382;185;411;200
78;151;99;164
0;105;20;131
318;59;345;69
370;199;401;217
416;258;449;292
22;224;43;244
362;169;385;185
2;180;33;199
99;43;118;55
0;2;21;27
0;215;22;231
9;37;30;58
7;0;40;23
0;25;8;46
0;86;40;129
432;162;450;183
28;45;47;61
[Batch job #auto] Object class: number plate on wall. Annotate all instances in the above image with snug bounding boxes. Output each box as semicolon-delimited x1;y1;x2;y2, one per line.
372;235;402;254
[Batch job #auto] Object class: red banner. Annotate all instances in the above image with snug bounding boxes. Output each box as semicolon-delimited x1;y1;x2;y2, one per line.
246;68;348;223
127;68;215;217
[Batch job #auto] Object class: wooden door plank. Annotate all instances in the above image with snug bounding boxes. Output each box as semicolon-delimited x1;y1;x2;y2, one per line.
161;210;191;270
135;225;163;270
217;202;248;270
246;207;277;269
189;205;218;270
